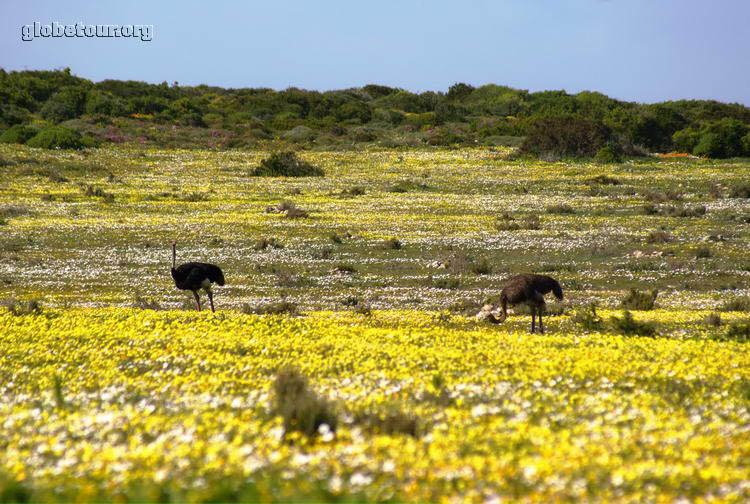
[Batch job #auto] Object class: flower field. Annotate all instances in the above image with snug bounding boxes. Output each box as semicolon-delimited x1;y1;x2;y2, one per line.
2;144;750;502
2;309;750;502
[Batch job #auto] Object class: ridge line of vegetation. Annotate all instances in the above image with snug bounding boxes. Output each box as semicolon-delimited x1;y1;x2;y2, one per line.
2;67;750;157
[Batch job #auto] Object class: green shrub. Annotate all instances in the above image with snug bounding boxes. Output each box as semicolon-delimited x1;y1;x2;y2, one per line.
340;296;359;307
588;174;621;186
642;189;682;203
178;192;208;203
646;230;672;244
341;186;365;196
0;124;37;144
253;237;284;251
329;233;344;244
594;145;620;163
351;128;376;142
620;289;658;311
333;263;357;274
353;304;372;316
693;133;722;158
1;298;42;316
425;130;466;146
285;207;309;219
382;237;403;250
353;407;419;437
725;322;750;342
730;183;750;198
494;214;541;231
672;127;701;153
311;246;333;260
520;115;612;158
546;203;575;214
0;205;32;221
432;277;460;290
132;293;162;310
687;118;750;158
388;180;429;193
719;297;750;312
26;126;84;150
40;86;88;123
470;258;492;275
82;185;115;203
273;367;337;439
252;151;324;177
334;101;373;123
704;313;722;327
572;303;604;331
610;310;656;337
668;205;706;218
695;246;712;259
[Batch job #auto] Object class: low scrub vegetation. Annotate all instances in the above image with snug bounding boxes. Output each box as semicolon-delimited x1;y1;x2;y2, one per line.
251;151;324;177
620;289;658;311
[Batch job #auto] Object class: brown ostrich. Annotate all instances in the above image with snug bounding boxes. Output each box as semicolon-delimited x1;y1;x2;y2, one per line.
483;274;563;333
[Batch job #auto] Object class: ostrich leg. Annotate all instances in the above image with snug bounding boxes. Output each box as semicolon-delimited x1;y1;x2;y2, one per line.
192;291;201;311
207;290;215;313
531;307;536;333
539;299;547;334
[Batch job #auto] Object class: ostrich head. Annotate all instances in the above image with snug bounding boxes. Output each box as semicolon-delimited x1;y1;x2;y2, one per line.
478;304;505;324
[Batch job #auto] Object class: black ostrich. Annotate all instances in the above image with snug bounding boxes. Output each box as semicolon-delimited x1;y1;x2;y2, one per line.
485;274;563;334
170;240;225;312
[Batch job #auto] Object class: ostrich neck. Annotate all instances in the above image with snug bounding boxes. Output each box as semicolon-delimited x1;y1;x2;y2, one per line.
172;245;176;269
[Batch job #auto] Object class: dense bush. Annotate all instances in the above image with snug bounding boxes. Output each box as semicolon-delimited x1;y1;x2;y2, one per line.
673;118;750;158
84;90;126;116
26;126;85;149
629;105;687;152
0;124;37;144
594;144;620;163
40;86;89;123
672;127;701;153
520;115;612;157
251;151;324;177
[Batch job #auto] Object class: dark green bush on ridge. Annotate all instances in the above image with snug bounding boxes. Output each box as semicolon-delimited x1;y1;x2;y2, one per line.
251;151;324;177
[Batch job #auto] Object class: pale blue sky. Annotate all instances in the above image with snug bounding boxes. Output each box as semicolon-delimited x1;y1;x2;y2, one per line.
2;1;749;105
